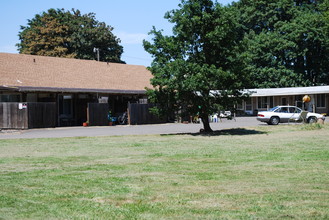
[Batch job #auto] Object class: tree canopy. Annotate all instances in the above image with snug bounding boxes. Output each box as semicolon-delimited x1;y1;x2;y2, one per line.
17;8;125;63
144;0;329;131
144;0;250;132
235;0;329;87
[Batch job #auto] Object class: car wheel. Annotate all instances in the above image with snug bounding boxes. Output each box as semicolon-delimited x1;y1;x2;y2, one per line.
307;116;317;124
269;116;280;125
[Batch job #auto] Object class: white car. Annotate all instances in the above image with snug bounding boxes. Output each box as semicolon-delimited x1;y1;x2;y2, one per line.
219;111;232;118
257;106;325;125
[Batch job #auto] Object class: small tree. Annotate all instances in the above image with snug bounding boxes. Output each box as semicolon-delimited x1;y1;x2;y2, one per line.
143;0;250;132
17;8;125;63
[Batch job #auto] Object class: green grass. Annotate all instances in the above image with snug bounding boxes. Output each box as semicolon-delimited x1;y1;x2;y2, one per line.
0;124;329;219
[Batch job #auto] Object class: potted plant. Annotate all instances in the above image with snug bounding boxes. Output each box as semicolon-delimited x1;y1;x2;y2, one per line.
108;111;115;126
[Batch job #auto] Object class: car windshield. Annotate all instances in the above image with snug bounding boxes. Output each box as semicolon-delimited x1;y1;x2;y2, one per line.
269;106;280;112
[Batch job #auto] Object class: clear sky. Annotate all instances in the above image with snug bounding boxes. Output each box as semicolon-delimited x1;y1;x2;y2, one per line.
0;0;234;66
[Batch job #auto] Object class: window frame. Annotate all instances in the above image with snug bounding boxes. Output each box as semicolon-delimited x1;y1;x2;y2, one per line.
316;94;326;108
258;96;273;109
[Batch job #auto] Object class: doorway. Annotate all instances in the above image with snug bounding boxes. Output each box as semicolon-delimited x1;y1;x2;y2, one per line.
58;94;74;126
281;97;287;105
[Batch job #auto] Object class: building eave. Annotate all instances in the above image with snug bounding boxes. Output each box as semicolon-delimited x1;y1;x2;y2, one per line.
0;86;147;95
248;86;329;97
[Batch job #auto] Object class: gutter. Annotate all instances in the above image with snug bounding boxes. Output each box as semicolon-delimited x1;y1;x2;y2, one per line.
0;86;147;95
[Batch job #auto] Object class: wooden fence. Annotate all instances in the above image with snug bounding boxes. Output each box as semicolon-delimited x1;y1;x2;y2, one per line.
28;103;56;129
0;102;56;129
128;103;165;125
87;103;109;126
0;103;28;129
1;102;166;129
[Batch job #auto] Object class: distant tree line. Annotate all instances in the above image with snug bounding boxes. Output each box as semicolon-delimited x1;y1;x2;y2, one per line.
17;8;125;63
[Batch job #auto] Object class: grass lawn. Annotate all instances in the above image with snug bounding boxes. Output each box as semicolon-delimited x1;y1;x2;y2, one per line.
0;124;328;219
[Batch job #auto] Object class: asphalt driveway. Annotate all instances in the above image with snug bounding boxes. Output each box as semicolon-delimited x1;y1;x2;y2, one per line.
0;116;324;139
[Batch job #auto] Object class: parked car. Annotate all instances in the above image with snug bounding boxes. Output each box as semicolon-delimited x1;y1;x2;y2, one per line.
257;106;325;125
219;111;232;118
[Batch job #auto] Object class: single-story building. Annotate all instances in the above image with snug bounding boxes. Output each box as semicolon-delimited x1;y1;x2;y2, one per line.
238;86;329;115
1;52;328;129
0;53;154;129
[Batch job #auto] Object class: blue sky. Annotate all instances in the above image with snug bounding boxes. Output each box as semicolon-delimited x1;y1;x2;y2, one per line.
0;0;234;66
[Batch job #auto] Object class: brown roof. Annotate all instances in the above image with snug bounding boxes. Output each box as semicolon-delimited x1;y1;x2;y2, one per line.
0;53;153;94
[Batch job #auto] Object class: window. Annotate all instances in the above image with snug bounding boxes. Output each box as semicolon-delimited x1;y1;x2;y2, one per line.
316;94;326;108
236;102;244;110
245;99;252;111
289;107;301;113
0;94;20;102
139;99;148;104
258;97;273;109
295;95;303;108
278;107;288;113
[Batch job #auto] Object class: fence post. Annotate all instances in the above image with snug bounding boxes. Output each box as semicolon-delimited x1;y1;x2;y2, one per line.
127;102;131;125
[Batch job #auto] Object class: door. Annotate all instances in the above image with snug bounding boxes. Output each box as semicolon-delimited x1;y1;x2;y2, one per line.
288;107;301;121
275;106;292;122
281;97;287;106
58;94;74;126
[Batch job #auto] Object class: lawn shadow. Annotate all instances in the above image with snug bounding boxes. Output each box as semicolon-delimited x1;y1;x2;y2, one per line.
162;128;267;137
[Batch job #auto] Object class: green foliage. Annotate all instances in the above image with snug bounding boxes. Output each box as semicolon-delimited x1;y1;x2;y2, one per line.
235;0;329;87
144;0;329;131
17;8;124;63
144;0;250;131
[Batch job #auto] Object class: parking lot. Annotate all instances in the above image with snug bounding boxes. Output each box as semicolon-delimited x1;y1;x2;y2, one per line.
0;116;326;139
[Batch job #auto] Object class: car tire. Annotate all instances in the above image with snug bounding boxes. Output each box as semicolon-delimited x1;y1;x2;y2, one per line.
269;116;280;125
307;116;317;124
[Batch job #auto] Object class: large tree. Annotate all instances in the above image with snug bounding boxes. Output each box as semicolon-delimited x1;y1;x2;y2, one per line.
234;0;329;87
17;8;124;63
143;0;250;132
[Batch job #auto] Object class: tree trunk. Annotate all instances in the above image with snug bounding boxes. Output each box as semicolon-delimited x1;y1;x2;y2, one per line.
201;115;213;132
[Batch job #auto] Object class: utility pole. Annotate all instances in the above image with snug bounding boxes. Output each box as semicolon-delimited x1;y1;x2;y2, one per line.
93;48;100;61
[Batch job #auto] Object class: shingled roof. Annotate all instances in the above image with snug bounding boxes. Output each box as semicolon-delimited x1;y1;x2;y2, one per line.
0;53;153;94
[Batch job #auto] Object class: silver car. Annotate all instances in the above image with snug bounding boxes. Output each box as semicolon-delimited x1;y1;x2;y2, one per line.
257;106;325;125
